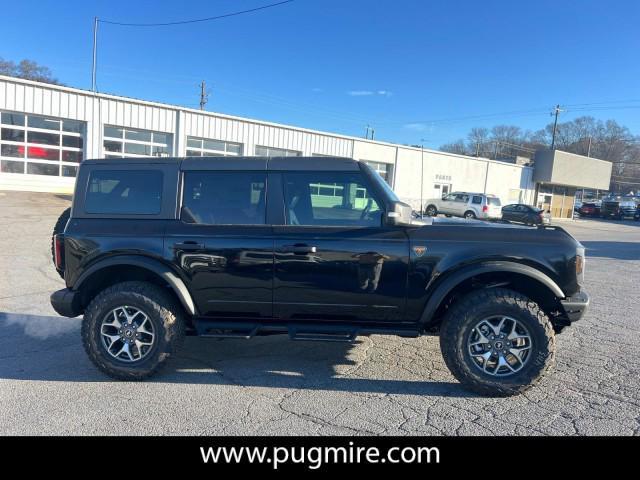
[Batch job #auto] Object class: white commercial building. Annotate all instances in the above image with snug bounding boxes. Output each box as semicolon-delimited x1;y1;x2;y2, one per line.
0;75;537;209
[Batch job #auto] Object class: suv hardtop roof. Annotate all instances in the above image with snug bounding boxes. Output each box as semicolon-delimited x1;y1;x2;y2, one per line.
82;156;360;171
450;191;496;197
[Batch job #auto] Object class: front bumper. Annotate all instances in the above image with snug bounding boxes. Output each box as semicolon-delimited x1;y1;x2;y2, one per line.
560;290;590;322
50;288;82;318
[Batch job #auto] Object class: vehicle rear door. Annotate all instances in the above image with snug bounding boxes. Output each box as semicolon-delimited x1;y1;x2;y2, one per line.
272;170;409;323
165;164;274;319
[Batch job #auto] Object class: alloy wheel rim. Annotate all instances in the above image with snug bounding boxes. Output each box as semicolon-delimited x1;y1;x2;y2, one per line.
100;306;155;363
467;315;532;376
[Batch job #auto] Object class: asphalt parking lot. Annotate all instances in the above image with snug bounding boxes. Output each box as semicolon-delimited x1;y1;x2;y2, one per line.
0;190;638;435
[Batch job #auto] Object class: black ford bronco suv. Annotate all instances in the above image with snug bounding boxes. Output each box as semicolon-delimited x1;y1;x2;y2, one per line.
50;156;589;396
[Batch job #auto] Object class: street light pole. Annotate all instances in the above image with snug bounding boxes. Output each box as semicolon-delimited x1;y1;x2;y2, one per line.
91;17;99;92
420;140;425;215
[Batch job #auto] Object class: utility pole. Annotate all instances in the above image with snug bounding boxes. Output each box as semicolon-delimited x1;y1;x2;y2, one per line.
587;136;592;157
91;17;98;92
199;81;209;110
551;104;563;150
364;125;375;140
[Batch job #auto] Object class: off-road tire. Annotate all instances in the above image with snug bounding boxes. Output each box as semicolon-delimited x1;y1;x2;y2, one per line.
51;207;71;278
81;281;185;380
425;205;438;217
439;288;555;397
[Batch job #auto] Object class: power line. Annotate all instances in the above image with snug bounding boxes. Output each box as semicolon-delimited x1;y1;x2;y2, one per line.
100;0;295;27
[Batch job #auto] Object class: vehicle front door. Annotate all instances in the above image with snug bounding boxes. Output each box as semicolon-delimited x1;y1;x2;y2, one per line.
439;193;457;214
165;170;274;319
272;171;409;323
453;193;470;216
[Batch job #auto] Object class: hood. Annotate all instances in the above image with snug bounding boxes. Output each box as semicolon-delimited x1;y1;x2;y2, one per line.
414;216;532;229
408;217;580;248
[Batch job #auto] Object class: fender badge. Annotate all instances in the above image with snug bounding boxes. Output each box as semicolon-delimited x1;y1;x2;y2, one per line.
413;246;427;257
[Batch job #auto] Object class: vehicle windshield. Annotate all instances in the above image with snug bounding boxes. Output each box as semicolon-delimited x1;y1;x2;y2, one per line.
487;197;501;206
364;163;399;202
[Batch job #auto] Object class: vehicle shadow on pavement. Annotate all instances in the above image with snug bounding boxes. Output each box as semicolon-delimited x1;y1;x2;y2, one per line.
0;312;469;398
581;241;640;260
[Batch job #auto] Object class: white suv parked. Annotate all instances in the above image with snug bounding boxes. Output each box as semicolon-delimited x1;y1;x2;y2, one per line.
424;192;503;220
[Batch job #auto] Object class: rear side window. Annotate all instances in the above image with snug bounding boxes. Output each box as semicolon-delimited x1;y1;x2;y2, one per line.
85;170;163;214
181;171;266;225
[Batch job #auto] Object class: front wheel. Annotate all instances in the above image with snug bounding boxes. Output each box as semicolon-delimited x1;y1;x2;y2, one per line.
425;205;438;217
81;281;185;380
439;288;555;396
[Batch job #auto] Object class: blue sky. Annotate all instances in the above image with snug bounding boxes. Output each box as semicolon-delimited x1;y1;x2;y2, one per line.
2;0;639;147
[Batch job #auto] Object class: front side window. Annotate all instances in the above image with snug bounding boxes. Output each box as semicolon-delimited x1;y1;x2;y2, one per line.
103;126;172;159
181;172;266;225
283;172;382;227
85;170;163;215
0;111;85;177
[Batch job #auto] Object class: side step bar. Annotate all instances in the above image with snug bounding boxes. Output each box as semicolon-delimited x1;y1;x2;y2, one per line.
194;319;420;342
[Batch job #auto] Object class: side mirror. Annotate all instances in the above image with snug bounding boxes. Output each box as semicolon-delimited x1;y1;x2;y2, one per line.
386;201;413;226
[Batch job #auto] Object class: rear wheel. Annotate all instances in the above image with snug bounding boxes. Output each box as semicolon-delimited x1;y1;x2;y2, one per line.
51;207;71;279
464;210;476;220
439;288;555;396
81;281;185;380
425;205;438;217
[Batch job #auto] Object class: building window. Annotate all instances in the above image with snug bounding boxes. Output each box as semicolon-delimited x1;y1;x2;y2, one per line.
363;160;393;184
185;136;242;156
0;111;85;177
103;126;172;159
255;145;301;157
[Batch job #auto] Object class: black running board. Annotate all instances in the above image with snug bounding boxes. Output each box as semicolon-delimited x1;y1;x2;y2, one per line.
193;319;419;342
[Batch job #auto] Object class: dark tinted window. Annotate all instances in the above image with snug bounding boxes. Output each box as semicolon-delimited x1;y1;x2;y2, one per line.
472;195;483;204
182;171;266;225
283;172;382;227
85;170;163;215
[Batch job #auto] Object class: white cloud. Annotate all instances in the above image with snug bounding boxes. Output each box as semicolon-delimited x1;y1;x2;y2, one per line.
311;87;323;93
404;123;428;131
347;90;393;97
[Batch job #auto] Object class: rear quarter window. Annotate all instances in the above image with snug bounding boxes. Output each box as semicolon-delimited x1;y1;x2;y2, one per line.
472;195;483;204
85;170;163;215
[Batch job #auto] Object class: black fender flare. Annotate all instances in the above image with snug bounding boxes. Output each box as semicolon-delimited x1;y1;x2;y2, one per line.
73;255;197;316
419;261;564;327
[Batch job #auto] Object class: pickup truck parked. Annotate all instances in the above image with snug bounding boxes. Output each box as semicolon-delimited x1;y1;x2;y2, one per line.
50;156;589;396
600;195;638;219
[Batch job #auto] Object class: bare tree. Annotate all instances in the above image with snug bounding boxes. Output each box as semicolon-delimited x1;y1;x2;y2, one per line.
440;140;468;155
439;116;640;193
0;57;62;85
